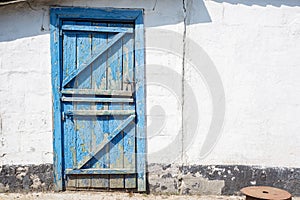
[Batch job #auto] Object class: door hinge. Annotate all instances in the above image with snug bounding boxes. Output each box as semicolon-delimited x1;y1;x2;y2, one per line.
62;112;65;121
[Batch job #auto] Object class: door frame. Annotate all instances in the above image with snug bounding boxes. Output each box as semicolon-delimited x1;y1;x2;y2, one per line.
50;7;146;191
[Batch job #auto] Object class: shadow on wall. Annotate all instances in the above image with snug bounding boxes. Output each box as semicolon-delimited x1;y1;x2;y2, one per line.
0;2;50;42
144;0;212;27
212;0;300;7
1;0;300;42
0;0;212;42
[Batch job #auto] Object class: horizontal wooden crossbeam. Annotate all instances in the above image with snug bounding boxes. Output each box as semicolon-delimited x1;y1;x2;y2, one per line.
62;24;133;33
62;32;126;87
61;89;132;97
61;97;134;103
65;168;136;175
78;114;135;169
64;110;135;116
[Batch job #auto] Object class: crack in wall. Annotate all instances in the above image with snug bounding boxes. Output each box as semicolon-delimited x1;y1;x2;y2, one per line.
181;0;187;163
152;0;158;11
0;115;2;135
179;0;188;194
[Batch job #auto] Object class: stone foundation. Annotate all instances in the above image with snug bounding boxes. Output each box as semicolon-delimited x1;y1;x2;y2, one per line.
148;164;300;196
0;164;299;196
0;164;53;192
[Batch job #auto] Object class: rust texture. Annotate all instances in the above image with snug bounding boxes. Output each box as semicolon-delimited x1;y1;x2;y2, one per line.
241;186;292;200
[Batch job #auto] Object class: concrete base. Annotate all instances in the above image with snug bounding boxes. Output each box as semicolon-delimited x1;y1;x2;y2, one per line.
148;164;300;196
0;164;53;192
0;164;299;196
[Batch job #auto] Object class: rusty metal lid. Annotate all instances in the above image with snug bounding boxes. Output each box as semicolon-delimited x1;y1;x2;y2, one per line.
241;186;292;200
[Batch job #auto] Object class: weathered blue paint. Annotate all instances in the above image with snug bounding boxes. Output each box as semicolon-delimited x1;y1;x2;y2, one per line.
62;24;133;33
61;97;134;103
91;23;109;188
66;168;135;175
62;30;77;188
50;7;145;191
62;32;126;87
75;21;93;188
65;110;135;116
50;10;64;191
51;7;141;21
61;88;132;96
78;115;136;169
107;24;125;188
123;23;136;189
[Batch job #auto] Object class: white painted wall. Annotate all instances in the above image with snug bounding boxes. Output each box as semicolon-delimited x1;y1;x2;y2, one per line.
184;0;300;168
0;0;299;168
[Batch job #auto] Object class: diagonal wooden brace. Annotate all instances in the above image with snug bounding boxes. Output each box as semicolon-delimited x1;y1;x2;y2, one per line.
78;114;135;169
62;32;126;87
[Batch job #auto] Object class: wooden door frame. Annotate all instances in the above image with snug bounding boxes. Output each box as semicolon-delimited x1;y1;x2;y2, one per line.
50;7;146;191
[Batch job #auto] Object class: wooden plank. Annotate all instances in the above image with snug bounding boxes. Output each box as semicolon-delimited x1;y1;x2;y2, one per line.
62;29;77;189
107;26;123;91
50;7;141;22
107;23;125;189
78;115;135;169
122;24;136;189
122;27;135;93
61;97;133;103
61;89;132;97
62;24;133;33
65;110;135;116
65;168;136;175
62;31;77;84
91;23;107;91
90;23;109;188
75;21;92;188
50;11;63;191
62;32;126;87
66;175;77;189
134;12;147;192
102;102;110;189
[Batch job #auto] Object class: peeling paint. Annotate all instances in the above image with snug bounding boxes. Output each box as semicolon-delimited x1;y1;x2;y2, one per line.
148;164;300;196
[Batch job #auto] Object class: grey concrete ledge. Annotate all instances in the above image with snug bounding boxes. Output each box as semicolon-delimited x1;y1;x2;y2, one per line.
0;164;299;196
148;164;300;196
0;164;53;192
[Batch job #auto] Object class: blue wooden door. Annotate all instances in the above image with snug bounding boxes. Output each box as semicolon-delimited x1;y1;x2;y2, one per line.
50;8;145;191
